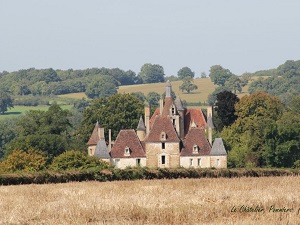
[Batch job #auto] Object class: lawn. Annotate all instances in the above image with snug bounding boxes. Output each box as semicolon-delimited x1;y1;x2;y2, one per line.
0;105;73;121
0;177;299;224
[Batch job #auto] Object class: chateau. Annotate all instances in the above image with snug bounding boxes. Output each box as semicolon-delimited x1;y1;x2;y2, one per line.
87;81;227;169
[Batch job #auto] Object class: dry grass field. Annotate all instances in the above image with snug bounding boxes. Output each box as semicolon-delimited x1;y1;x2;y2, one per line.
1;177;300;225
58;76;269;103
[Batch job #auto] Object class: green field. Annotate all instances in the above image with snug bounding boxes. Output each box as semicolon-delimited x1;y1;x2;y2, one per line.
0;105;73;121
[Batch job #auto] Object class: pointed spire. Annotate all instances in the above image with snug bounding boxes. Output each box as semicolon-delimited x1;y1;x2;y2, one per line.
166;80;172;98
206;115;215;129
136;116;146;131
175;96;184;110
210;138;227;156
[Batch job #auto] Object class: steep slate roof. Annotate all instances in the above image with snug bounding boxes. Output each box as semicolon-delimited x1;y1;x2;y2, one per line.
136;116;146;131
145;115;180;142
87;122;100;145
181;128;211;156
110;130;145;158
184;108;207;136
210;138;227;156
175;96;184;111
206;115;215;129
94;139;111;159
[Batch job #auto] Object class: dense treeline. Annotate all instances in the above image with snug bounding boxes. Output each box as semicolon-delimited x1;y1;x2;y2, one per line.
0;64;167;98
207;60;300;105
248;60;300;103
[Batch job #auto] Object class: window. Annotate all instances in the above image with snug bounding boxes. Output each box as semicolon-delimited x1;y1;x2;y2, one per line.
136;158;141;166
217;159;220;167
124;147;130;156
172;107;175;115
161;132;166;141
173;119;175;125
162;142;165;149
161;155;166;165
193;145;198;154
190;159;193;167
198;158;201;167
89;148;93;155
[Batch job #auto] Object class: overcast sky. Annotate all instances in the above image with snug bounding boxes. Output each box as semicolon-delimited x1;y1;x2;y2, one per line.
1;0;300;76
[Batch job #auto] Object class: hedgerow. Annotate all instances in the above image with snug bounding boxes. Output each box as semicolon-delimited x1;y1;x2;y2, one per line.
0;167;299;186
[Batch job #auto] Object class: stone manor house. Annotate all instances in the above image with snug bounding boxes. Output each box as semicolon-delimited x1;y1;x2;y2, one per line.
87;81;227;169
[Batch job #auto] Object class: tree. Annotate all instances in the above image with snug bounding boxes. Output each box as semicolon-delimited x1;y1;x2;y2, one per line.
147;92;160;107
179;77;198;93
85;76;119;99
6;104;72;159
225;76;242;94
138;63;165;84
221;92;284;167
209;65;234;86
131;92;146;103
177;67;195;80
201;72;207;78
78;93;144;142
0;149;47;173
216;91;239;130
0;89;13;114
49;150;109;171
0;119;17;158
207;86;231;106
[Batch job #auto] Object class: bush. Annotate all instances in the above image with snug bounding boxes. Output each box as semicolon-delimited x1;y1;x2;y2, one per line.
49;150;110;171
0;149;47;173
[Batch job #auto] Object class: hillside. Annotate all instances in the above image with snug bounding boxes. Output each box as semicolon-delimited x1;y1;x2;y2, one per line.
59;77;252;104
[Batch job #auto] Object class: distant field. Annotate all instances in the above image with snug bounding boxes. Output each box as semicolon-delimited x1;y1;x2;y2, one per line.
1;177;299;224
120;77;258;103
0;105;73;121
58;92;88;100
44;76;267;104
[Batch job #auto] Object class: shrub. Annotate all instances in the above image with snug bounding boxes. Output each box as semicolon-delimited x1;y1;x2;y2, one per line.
49;150;110;171
0;149;47;173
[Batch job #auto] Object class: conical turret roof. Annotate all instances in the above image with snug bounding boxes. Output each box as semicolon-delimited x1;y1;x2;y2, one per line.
175;96;184;110
136;116;146;131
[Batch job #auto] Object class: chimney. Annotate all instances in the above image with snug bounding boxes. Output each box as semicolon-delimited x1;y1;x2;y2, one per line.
206;106;214;146
144;105;151;134
108;129;112;151
98;127;105;140
207;106;213;118
160;99;164;115
166;80;172;98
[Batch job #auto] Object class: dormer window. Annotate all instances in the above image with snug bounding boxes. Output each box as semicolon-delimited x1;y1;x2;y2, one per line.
193;145;199;154
172;106;175;115
124;146;130;156
161;132;166;141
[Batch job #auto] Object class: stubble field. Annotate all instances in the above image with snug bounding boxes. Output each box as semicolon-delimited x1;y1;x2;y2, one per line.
1;176;300;225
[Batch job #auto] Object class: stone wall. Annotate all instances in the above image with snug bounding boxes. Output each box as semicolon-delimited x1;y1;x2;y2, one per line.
210;155;227;168
145;142;180;168
111;157;146;169
180;156;211;168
